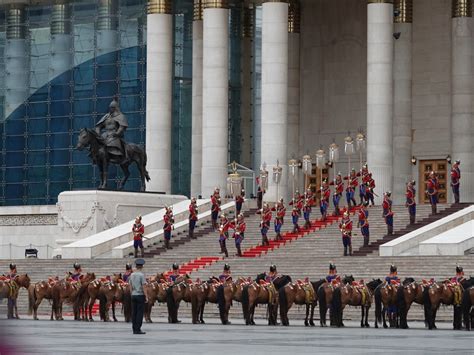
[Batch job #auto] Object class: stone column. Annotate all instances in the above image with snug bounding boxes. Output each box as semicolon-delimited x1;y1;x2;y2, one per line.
240;2;253;168
96;0;119;57
49;1;73;82
191;0;203;197
287;0;300;162
392;0;412;204
5;3;29;118
201;0;229;197
451;0;473;202
146;0;173;193
367;0;393;203
261;0;289;202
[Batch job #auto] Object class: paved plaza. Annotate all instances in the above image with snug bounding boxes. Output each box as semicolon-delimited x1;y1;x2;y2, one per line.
0;317;473;355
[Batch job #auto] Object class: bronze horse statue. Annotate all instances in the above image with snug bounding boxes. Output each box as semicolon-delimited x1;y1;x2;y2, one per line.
76;128;150;191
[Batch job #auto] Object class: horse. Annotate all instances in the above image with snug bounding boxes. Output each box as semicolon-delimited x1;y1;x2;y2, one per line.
203;278;236;325
144;280;168;323
374;278;401;328
279;279;326;327
96;276;120;322
462;279;474;330
332;278;382;328
166;278;193;324
317;275;354;327
0;274;30;319
112;279;132;322
76;128;150;191
28;278;58;320
231;277;250;322
190;279;212;324
396;277;426;329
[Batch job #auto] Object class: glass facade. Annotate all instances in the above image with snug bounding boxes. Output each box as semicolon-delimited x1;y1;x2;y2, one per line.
0;0;257;206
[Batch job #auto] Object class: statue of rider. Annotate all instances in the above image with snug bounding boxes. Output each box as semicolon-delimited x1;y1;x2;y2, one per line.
95;97;128;162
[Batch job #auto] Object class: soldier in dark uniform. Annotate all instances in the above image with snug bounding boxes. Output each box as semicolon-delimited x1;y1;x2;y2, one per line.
452;265;465;330
219;264;232;282
450;160;461;204
70;263;82;281
188;197;198;239
168;263;180;283
95;97;128;163
326;263;338;282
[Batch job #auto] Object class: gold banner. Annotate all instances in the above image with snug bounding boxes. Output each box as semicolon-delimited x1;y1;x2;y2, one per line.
394;0;412;23
148;0;172;14
452;0;472;17
288;0;300;33
203;0;229;9
194;0;203;20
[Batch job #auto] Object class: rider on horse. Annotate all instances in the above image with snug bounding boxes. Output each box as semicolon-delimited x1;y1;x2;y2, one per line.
168;263;180;283
219;264;232;283
6;263;17;279
453;265;464;283
385;264;399;284
266;265;280;283
326;263;339;283
95;97;128;163
70;263;82;281
123;263;133;283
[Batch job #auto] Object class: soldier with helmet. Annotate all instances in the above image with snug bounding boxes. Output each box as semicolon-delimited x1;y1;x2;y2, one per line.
6;263;17;280
357;202;370;247
339;211;353;256
123;263;133;283
168;263;180;283
344;168;358;208
211;187;221;230
427;171;439;214
235;189;245;215
267;264;279;282
365;173;376;206
218;213;231;257
260;203;272;246
326;263;339;283
272;198;286;241
320;179;330;222
219;264;232;283
163;207;174;250
132;215;145;257
452;264;465;330
450;160;461;204
383;191;394;236
385;264;400;327
70;263;82;281
359;163;369;205
405;180;416;225
188;197;198;239
232;214;246;257
332;172;344;216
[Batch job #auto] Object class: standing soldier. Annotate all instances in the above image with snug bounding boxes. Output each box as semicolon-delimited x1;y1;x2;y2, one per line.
305;187;315;207
427;171;439;214
232;214;246;257
450;160;461;204
163;207;174;250
211;188;221;230
260;204;272;246
256;184;264;211
365;173;376;206
359;164;369;205
339;211;353;256
272;198;286;241
188;197;198;239
303;198;312;229
344;168;358;208
320;179;331;222
358;203;370;247
452;264;465;330
132;215;145;258
290;200;300;233
405;180;416;225
130;258;146;335
332;173;344;216
218;214;231;257
235;189;245;215
382;192;394;236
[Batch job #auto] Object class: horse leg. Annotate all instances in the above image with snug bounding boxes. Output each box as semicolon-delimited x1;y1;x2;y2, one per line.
304;304;310;327
118;163;130;190
365;307;370;327
309;304;316;326
88;298;95;321
112;300;117;322
382;307;388;329
200;301;205;324
34;295;43;321
250;304;256;325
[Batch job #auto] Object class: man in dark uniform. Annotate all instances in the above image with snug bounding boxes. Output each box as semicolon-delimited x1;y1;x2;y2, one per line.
339;211;353;256
95;97;128;163
385;265;400;328
219;264;232;282
130;258;146;334
70;263;82;281
132;215;145;258
450;160;461;204
168;263;180;283
452;265;465;330
326;263;338;282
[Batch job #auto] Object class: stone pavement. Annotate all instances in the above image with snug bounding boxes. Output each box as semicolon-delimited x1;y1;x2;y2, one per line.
0;317;473;355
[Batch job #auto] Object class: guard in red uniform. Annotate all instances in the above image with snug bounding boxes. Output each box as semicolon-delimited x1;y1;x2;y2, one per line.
260;204;272;246
450;160;461;204
235;189;245;215
219;214;231;257
272;198;286;241
188;197;198;239
357;203;370;246
359;164;369;205
232;214;246;256
132;215;145;257
427;171;439;214
320;179;331;222
405;180;416;225
290;200;301;233
211;188;221;230
163;207;174;250
344;168;358;208
303;198;312;229
339;211;353;256
365;173;376;206
382;192;394;235
332;173;344;216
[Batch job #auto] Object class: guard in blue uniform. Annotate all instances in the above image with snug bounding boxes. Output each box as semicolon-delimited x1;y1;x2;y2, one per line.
168;263;180;283
326;263;338;282
219;264;232;282
358;203;370;247
382;192;394;236
405;180;416;225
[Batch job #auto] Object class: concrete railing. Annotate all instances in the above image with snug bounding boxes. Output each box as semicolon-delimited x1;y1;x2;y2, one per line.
61;199;214;259
418;220;474;256
111;201;236;258
379;205;474;256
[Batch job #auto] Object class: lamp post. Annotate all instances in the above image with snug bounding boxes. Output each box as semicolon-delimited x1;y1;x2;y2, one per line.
302;154;312;191
259;162;269;194
356;131;366;171
227;161;242;215
344;133;355;176
272;160;283;202
329;141;339;182
288;158;298;198
316;147;326;189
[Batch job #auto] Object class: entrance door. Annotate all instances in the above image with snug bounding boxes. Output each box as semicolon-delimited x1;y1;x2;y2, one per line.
419;160;447;204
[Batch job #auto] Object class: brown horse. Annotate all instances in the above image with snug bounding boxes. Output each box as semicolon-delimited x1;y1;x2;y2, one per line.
317;275;354;327
374;279;401;328
143;280;168;323
166;278;193;324
28;278;58;320
113;280;132;322
97;277;119;322
190;280;212;324
462;281;474;330
333;278;382;328
397;278;426;329
0;274;30;319
279;279;326;327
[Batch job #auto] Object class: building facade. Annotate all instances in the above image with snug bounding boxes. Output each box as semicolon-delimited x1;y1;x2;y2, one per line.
0;0;473;205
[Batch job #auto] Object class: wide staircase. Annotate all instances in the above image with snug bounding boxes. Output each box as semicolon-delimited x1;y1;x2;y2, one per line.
1;202;471;325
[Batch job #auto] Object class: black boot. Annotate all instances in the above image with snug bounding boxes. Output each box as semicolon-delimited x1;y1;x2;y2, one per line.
236;245;242;257
387;225;393;236
363;235;369;247
189;229;194;239
224;247;229;258
134;249;138;258
349;245;353;256
140;247;145;258
344;246;348;256
409;215;415;225
431;204;437;215
455;193;460;204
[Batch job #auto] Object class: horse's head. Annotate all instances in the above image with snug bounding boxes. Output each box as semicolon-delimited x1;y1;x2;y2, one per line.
255;273;267;283
112;273;122;282
76;128;92;150
366;278;382;291
85;272;96;282
343;275;355;284
17;274;31;289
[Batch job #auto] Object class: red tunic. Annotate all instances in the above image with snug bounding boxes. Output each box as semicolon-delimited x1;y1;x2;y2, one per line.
340;219;353;237
358;210;369;228
163;214;173;232
211;194;221;213
189;203;198;221
450;167;460;186
427;178;439;195
132;223;144;241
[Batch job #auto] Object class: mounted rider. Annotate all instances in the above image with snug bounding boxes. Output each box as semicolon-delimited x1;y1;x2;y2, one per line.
219;264;232;283
168;263;180;283
326;263;339;283
95;97;128;163
6;263;17;280
123;263;133;283
266;265;280;283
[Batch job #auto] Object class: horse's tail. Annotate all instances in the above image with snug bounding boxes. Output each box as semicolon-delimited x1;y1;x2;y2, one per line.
166;287;176;323
278;285;288;321
123;289;132;323
332;287;342;326
317;285;327;320
462;287;472;330
216;285;226;324
397;285;406;322
28;284;35;315
374;286;382;323
242;285;249;322
143;151;151;181
98;293;107;321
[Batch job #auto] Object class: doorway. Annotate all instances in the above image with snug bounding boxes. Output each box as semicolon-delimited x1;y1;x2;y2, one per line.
419;160;448;204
